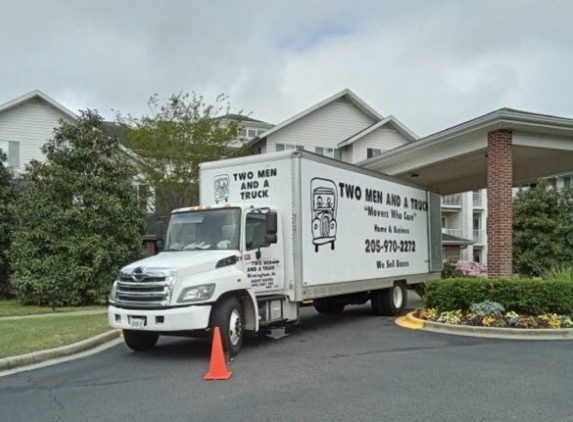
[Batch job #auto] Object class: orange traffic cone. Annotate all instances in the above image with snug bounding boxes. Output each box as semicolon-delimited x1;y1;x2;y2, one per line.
204;327;233;380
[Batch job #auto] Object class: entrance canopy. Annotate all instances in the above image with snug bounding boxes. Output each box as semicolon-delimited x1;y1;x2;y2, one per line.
360;108;573;195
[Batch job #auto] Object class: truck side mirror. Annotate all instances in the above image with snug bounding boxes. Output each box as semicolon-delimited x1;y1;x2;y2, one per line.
265;211;278;244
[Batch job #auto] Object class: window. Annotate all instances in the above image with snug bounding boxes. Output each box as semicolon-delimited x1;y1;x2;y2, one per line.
564;176;571;189
248;129;257;138
0;140;20;168
240;128;247;137
367;148;385;159
315;147;341;160
441;217;446;228
276;143;303;152
473;216;480;230
245;212;269;250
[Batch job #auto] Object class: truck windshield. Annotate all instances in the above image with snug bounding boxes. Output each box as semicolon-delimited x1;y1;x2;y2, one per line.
164;208;241;251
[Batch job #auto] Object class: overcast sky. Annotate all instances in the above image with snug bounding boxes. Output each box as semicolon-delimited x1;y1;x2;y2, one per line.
1;0;572;137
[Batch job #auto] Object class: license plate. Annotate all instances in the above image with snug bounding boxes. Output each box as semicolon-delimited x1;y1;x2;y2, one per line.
128;316;146;328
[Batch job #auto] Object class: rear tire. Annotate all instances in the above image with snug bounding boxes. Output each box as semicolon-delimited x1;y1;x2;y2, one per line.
211;296;244;356
123;330;159;352
314;301;345;314
371;282;407;316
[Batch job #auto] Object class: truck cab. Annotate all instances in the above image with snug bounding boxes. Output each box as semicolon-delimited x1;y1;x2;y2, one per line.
108;203;294;355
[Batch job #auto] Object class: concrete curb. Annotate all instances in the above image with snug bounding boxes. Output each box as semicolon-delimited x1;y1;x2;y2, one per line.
396;312;573;340
0;330;121;371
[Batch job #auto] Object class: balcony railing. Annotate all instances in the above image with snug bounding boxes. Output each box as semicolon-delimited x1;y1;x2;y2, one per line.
473;229;485;243
442;194;462;206
442;228;464;238
473;192;483;207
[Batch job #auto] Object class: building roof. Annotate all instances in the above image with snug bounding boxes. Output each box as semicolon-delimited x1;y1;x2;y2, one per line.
213;113;272;125
248;88;384;147
442;233;474;246
0;89;78;120
337;115;419;148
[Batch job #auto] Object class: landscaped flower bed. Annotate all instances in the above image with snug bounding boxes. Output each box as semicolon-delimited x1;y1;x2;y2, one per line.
416;277;573;330
415;306;573;329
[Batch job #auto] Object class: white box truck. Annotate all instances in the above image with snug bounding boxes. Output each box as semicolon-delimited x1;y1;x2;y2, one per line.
108;150;443;355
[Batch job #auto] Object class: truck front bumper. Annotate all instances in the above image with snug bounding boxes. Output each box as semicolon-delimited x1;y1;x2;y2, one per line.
108;304;212;332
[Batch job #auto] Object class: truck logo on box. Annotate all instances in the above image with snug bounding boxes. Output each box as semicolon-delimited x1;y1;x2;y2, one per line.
311;177;337;252
214;175;230;203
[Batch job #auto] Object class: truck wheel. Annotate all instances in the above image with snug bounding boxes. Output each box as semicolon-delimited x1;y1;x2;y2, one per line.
371;282;407;316
314;302;345;314
211;296;244;356
123;330;159;352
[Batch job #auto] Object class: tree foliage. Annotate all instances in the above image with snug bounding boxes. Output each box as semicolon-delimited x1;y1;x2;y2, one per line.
513;179;573;276
115;92;249;216
0;150;17;298
9;110;146;306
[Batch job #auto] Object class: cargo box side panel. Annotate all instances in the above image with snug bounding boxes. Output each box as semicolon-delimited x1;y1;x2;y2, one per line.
199;155;296;295
300;158;430;287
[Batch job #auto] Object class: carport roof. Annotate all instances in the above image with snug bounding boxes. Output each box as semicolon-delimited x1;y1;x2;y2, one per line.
359;108;573;195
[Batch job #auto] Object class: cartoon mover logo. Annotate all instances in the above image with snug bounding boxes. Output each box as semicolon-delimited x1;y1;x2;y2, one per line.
311;178;337;252
214;175;230;203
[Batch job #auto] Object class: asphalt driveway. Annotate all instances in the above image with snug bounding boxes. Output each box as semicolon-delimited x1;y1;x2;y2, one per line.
0;293;572;422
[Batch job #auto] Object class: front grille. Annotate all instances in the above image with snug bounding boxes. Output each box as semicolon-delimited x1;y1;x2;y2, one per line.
114;272;171;308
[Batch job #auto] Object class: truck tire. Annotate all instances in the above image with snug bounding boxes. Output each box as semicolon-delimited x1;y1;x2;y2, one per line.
371;282;407;316
123;330;159;352
314;301;345;314
211;296;244;356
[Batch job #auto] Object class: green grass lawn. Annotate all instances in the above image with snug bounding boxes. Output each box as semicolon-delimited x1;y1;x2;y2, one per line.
0;299;105;317
0;314;112;359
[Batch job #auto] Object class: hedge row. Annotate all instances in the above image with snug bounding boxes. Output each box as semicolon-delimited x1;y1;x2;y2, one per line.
423;278;573;315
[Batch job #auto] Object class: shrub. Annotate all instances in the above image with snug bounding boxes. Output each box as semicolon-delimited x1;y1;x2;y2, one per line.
423;277;573;315
455;260;488;277
0;149;17;298
9;110;145;306
441;261;463;279
469;300;505;318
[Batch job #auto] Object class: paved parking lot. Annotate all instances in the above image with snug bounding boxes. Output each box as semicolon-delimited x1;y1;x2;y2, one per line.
1;294;572;422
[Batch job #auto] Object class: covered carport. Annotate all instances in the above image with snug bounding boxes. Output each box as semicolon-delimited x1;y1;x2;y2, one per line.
360;108;573;277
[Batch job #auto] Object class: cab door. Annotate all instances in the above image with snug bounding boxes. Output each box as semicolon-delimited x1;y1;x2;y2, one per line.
243;209;284;294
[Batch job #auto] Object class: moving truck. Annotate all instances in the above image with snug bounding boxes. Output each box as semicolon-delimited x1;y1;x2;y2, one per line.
108;150;443;355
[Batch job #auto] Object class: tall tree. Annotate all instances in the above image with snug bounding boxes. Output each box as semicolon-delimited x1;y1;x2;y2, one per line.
115;92;249;216
513;179;573;276
9;110;146;306
0;149;17;298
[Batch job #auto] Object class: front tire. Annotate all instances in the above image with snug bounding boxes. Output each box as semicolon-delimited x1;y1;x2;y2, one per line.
371;282;407;316
211;296;244;356
123;330;159;352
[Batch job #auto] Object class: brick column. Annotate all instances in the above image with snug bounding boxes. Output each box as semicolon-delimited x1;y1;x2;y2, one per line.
487;129;513;277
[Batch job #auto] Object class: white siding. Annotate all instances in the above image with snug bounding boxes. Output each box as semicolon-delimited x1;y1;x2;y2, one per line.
266;98;376;155
352;127;409;163
0;98;74;172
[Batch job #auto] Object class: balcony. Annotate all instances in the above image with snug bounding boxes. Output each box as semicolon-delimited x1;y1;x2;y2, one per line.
473;192;484;208
442;228;464;238
473;229;486;244
441;194;462;207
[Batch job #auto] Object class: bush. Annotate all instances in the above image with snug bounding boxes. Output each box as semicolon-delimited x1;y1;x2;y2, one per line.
9;110;146;306
423;278;573;315
469;300;505;318
441;261;463;279
0;149;17;298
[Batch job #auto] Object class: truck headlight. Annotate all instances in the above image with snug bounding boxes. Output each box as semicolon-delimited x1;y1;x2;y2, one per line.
108;280;118;302
177;284;216;303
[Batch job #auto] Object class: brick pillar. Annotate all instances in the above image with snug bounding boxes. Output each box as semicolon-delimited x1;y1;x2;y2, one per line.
487;129;513;277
